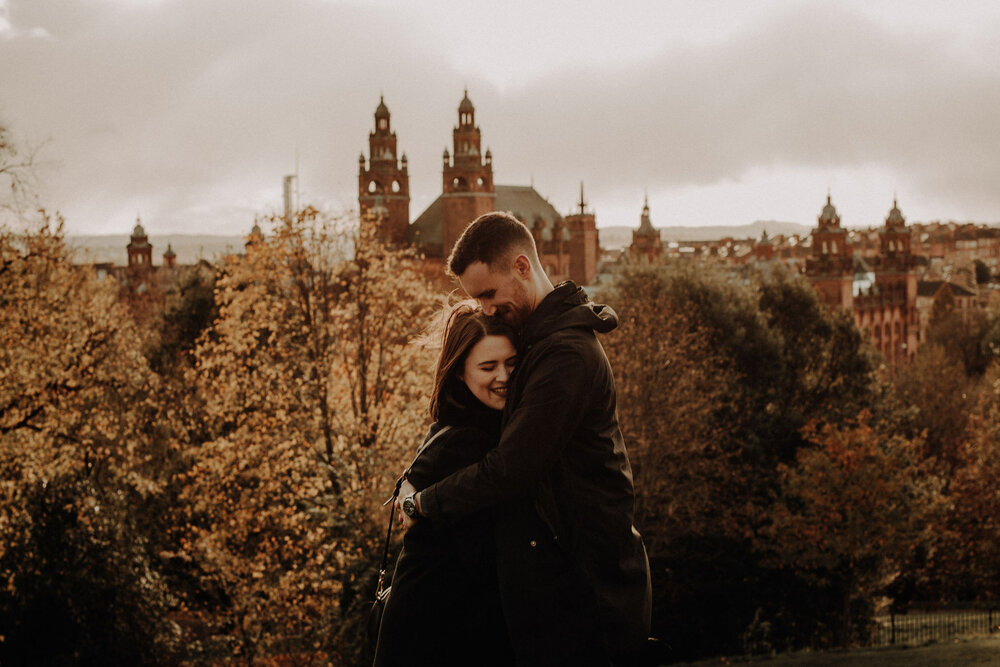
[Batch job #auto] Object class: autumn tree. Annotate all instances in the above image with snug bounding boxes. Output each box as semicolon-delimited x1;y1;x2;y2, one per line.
974;259;991;285
892;343;976;474
145;264;218;377
605;264;741;545
169;210;438;664
925;282;999;376
601;260;881;658
0;215;177;664
934;362;1000;602
0;123;41;222
603;264;747;657
761;416;944;648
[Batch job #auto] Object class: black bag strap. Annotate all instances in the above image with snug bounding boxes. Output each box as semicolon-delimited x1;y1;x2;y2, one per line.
374;425;452;598
375;477;402;599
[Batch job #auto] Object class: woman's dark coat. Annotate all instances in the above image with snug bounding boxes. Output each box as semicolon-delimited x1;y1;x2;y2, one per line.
421;282;653;666
372;383;513;667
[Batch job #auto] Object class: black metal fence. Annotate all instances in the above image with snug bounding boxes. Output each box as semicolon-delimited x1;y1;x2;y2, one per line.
868;607;1000;647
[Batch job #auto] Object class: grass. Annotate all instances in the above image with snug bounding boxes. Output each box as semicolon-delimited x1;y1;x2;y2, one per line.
681;633;1000;666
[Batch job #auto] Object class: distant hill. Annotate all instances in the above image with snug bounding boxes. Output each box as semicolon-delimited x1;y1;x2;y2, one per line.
598;220;811;250
67;235;246;265
69;221;814;262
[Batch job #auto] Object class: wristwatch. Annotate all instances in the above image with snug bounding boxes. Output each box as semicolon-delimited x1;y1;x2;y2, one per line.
401;493;419;519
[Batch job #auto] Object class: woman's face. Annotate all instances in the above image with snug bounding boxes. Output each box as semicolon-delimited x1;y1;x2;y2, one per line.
459;334;517;411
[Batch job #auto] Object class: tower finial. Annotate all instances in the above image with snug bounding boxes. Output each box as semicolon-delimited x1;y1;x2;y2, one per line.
578;181;587;215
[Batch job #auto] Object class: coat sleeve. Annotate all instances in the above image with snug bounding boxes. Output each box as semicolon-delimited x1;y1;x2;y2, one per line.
420;343;590;522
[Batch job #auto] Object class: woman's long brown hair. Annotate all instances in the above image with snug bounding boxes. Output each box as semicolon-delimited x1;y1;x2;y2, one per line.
428;301;516;421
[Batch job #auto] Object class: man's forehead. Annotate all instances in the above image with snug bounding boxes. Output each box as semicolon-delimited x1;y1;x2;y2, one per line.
461;261;493;280
459;261;496;296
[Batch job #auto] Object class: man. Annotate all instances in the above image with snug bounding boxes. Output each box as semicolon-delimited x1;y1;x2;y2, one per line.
399;212;651;665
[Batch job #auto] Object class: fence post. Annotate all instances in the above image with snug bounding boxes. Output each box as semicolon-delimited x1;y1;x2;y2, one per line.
890;610;895;645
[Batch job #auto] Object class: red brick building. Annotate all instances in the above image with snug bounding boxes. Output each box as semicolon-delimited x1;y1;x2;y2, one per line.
357;96;410;245
805;195;919;367
359;92;601;285
629;195;664;262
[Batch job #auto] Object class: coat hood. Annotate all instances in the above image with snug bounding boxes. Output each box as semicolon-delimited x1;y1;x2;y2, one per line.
521;281;618;346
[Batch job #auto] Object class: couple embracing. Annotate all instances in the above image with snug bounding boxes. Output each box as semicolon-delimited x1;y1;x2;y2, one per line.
373;212;653;667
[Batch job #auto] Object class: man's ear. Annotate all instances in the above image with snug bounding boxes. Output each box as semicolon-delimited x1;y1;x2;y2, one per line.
513;254;531;279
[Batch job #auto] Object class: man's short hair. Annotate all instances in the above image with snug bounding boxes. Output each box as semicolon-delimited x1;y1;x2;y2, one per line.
447;211;539;277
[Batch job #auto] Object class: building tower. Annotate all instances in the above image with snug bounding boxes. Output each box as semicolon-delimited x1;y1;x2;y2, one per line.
806;194;853;310
358;96;410;244
441;90;496;256
127;215;153;269
754;229;775;262
879;198;912;262
564;182;599;285
162;243;176;268
873;198;919;365
629;194;664;262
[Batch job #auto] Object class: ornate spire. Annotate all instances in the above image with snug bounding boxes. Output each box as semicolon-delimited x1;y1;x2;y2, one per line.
818;193;841;228
459;88;474;113
374;95;389;119
638;193;655;234
885;196;905;228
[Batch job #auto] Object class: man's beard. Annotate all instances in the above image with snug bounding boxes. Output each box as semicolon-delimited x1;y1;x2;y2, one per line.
492;299;532;328
490;280;533;328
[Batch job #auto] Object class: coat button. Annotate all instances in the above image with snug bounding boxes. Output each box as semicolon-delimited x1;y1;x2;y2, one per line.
529;540;537;548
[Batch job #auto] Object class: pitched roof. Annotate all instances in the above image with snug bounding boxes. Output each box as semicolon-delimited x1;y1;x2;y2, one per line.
409;184;566;248
918;280;976;298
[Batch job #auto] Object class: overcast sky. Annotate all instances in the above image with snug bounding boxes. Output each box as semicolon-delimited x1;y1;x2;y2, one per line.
2;0;999;236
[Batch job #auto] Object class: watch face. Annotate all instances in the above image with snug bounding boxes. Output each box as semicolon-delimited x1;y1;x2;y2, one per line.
402;496;416;517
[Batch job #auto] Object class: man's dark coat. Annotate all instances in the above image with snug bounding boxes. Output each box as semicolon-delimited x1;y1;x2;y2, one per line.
422;282;652;666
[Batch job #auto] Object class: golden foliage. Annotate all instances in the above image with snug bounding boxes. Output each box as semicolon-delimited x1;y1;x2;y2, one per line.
171;209;439;661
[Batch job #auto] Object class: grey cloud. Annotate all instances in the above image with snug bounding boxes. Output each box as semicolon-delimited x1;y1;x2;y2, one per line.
482;4;1000;216
2;0;999;234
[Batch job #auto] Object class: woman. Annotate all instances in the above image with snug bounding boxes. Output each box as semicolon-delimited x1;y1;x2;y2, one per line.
373;302;518;666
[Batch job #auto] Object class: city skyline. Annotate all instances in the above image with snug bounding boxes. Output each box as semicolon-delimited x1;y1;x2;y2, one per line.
2;0;1000;235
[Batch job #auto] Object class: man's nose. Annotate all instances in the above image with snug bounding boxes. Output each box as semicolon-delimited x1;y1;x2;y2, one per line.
480;300;496;316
